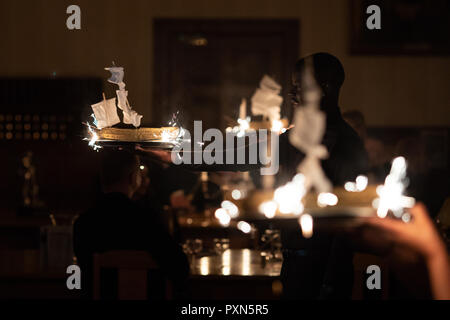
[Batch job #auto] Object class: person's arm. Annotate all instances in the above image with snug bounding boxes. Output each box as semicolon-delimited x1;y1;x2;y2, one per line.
136;129;286;172
367;203;450;300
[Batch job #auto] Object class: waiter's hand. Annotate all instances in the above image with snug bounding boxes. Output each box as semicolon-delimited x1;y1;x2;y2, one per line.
366;203;445;259
366;203;450;300
136;146;172;163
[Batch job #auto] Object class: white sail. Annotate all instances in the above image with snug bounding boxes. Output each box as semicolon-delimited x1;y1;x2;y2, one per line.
103;64;143;128
116;89;129;112
116;90;142;127
104;66;125;88
123;109;143;128
91;98;120;129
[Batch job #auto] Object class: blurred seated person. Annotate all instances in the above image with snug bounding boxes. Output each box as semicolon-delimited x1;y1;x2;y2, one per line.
342;110;390;183
73;150;189;299
132;162;178;238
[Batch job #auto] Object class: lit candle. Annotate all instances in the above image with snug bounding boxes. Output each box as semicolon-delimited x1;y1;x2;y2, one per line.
239;98;247;120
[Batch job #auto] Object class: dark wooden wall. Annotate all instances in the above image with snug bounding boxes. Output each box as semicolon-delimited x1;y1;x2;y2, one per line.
0;78;104;215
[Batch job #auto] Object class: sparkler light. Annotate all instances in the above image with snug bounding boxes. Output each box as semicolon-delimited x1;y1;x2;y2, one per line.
221;200;239;218
273;174;306;215
84;114;102;151
258;173;306;218
317;192;338;207
231;189;242;200
372;156;415;218
259;200;277;218
226;117;252;138
271;119;286;134
165;111;187;145
215;208;231;226
344;175;368;192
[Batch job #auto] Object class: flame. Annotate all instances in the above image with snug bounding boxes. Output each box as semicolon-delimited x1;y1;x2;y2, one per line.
273;174;306;215
162;111;187;145
231;189;242;200
221;200;239;218
317;192;338;207
237;221;252;234
299;214;313;238
372;157;415;218
226;117;251;138
258;174;306;218
259;200;277;218
344;175;368;192
84;114;102;151
271;119;286;134
161;129;174;142
215;208;231;226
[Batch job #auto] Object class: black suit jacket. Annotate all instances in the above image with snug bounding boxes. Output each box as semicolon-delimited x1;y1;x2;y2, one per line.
278;111;368;299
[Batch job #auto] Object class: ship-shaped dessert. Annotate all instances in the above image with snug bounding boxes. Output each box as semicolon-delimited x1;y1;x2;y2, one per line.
90;65;179;143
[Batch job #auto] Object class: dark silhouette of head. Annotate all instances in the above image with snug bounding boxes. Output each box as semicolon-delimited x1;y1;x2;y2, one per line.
342;110;367;139
99;150;142;198
290;52;345;115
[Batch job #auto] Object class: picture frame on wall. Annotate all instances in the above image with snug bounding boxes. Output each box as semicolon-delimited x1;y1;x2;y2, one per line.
350;0;450;54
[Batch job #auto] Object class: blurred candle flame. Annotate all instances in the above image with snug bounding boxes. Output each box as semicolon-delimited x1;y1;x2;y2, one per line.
259;200;277;218
273;174;306;215
317;192;338;207
345;175;368;192
221;200;239;218
237;221;252;234
215;208;231;226
299;214;313;238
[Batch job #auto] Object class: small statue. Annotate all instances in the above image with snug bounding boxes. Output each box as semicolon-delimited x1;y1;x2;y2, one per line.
19;151;43;208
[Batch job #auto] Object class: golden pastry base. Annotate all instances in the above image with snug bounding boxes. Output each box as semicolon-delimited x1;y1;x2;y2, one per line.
94;127;179;142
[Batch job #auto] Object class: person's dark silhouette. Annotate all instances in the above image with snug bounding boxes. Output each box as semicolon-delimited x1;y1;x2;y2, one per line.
73;150;189;299
278;52;369;299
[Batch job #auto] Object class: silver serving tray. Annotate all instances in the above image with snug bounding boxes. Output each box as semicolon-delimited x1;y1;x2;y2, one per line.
95;140;176;149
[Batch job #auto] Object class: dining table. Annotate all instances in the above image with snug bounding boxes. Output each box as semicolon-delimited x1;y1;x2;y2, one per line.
187;249;283;300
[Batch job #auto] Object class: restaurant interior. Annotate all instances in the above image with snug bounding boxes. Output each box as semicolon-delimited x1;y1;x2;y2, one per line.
0;0;449;301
